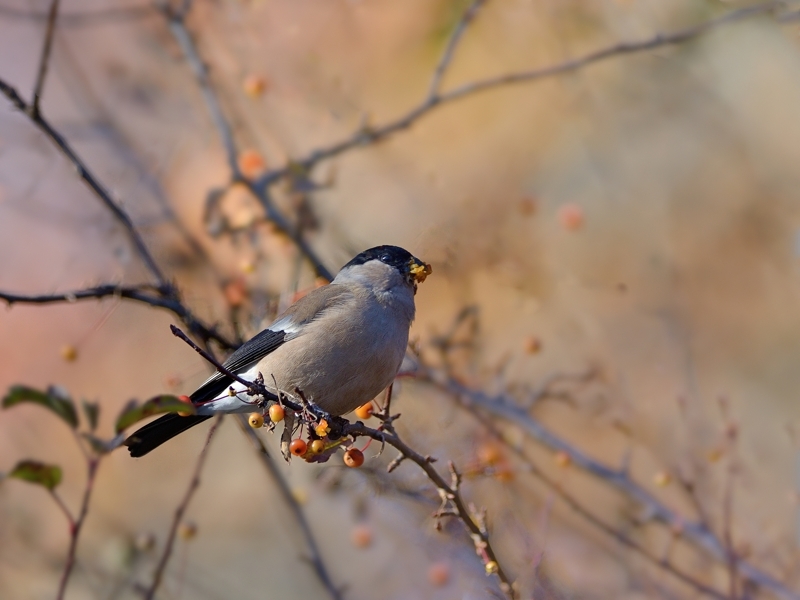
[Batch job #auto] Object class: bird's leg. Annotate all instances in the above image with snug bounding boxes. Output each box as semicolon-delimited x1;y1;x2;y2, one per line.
280;411;295;462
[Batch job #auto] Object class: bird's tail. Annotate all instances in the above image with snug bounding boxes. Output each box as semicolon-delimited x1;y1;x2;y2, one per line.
124;413;211;457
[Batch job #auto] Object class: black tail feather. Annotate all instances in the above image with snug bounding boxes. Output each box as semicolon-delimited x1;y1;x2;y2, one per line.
124;413;211;457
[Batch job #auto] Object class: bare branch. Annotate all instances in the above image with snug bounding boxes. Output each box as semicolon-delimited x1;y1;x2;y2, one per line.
252;0;784;187
0;285;237;350
439;1;784;105
144;415;223;600
0;79;166;284
428;0;487;98
466;405;730;599
162;6;239;177
56;455;101;600
162;8;334;282
31;0;60;116
414;364;800;600
169;325;276;399
0;284;163;305
343;420;516;599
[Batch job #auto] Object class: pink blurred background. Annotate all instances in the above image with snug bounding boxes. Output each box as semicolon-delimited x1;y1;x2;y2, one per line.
2;1;800;598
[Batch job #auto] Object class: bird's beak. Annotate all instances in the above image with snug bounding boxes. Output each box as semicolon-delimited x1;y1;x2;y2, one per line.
409;259;432;284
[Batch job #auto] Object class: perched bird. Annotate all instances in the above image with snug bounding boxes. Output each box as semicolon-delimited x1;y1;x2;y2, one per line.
125;245;431;457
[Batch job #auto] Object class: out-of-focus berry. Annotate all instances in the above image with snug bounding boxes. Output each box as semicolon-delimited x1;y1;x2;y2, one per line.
557;203;584;231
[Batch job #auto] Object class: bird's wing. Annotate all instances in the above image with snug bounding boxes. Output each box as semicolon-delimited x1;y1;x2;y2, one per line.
189;284;351;403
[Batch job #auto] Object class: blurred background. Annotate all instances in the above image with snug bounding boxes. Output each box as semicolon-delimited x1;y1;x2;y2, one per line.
2;0;800;598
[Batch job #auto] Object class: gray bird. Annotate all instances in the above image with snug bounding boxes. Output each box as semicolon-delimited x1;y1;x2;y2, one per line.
125;245;431;457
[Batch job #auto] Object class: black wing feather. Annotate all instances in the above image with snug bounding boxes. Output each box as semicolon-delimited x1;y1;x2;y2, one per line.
190;328;287;403
125;414;211;457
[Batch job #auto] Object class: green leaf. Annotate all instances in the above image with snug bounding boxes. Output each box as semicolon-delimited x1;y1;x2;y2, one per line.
2;385;78;428
82;400;100;432
9;460;62;490
115;395;195;433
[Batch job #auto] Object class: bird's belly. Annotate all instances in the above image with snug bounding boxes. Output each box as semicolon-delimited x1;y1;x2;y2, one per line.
256;319;408;415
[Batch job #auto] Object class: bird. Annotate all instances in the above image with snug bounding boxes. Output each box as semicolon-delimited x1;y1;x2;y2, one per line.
124;245;431;457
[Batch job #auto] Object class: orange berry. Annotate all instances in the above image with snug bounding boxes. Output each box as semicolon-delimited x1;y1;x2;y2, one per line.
427;561;450;587
523;335;542;355
223;278;248;308
354;403;374;420
476;442;502;467
248;413;264;428
350;523;373;548
177;395;194;417
60;344;78;362
557;203;584;231
178;521;197;540
310;439;325;454
134;532;155;552
268;404;285;423
519;197;537;216
164;373;183;390
290;439;307;456
554;451;571;468
343;448;364;468
493;464;515;483
653;471;672;487
242;74;268;97
237;149;266;179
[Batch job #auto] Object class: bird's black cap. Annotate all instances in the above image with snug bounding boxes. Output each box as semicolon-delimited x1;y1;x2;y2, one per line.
341;245;432;284
341;245;414;272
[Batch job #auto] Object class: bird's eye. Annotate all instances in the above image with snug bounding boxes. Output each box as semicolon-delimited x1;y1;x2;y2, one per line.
380;254;391;263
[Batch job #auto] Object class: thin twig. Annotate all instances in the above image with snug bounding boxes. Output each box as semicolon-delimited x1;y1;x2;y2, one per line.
56;456;101;600
413;363;800;600
161;8;334;282
0;285;236;350
438;1;784;104
236;418;343;600
144;415;223;600
428;0;487;97
31;0;60;117
469;408;729;599
0;79;165;284
252;0;784;188
48;489;74;527
169;325;276;401
162;6;238;177
343;420;516;599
